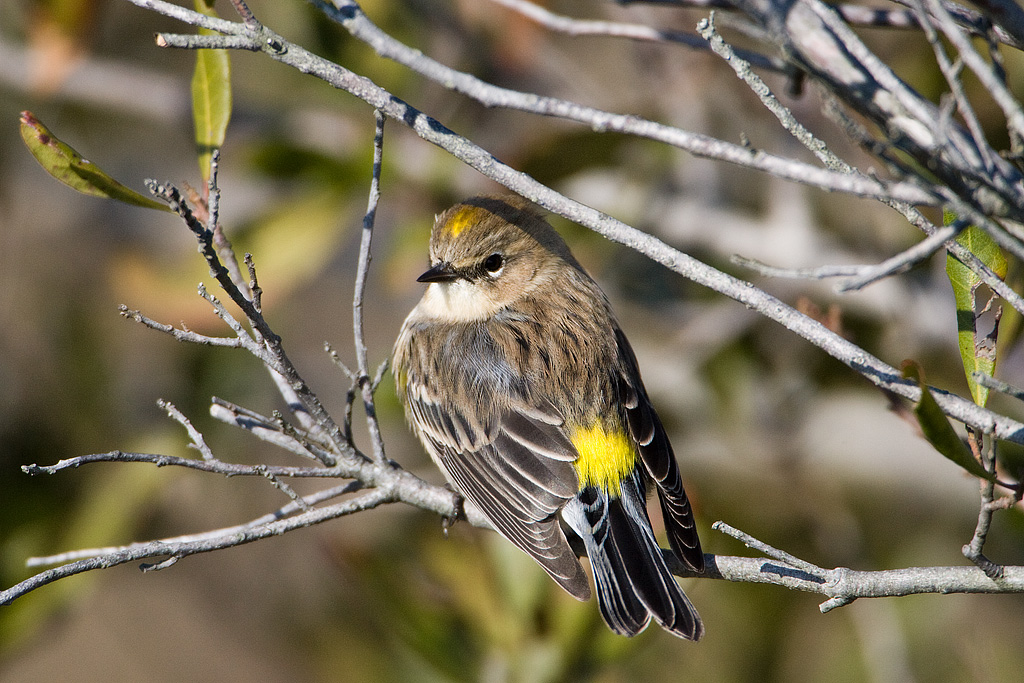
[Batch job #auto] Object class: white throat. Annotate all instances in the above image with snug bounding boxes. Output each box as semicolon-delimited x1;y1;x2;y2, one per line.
413;280;502;322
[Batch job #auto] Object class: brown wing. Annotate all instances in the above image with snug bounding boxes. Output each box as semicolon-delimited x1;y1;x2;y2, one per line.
405;382;592;600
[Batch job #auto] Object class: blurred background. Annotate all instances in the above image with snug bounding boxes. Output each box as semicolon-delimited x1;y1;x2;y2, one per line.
2;0;1024;681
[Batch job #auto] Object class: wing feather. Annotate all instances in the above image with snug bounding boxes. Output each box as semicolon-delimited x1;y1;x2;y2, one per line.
407;379;591;600
614;328;704;572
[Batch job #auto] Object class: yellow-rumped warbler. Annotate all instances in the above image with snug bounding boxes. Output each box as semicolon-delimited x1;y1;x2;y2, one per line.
393;195;704;639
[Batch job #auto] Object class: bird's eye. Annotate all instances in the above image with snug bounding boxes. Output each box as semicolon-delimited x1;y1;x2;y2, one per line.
483;253;504;274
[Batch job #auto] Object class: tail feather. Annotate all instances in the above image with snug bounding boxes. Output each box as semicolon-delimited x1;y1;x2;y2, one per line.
618;475;703;639
562;474;704;640
570;488;650;636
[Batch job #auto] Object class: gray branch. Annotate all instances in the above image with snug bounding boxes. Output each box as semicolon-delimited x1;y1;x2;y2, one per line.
696;522;1024;611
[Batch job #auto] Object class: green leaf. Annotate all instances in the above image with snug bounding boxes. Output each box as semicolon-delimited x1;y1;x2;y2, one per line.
944;211;1005;407
902;361;996;482
18;111;169;211
192;1;232;182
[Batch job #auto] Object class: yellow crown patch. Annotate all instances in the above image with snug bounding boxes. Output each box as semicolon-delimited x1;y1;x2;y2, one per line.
443;206;487;238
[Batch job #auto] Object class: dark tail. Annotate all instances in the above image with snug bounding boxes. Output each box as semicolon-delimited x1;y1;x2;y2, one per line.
563;473;703;640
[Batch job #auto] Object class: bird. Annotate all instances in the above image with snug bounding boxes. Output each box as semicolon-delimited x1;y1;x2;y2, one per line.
392;194;704;639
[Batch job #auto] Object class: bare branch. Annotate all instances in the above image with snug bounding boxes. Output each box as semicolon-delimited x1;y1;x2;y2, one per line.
713;521;829;579
351;110;388;466
26;481;363;568
144;178;347;466
22;450;345;479
922;0;1024;151
974;373;1024;402
734;219;969;290
159;399;216;461
697;15;977;290
731;256;864;280
206;150;250;297
1;488;396;605
209;398;346;464
621;0;1024;49
697;522;1024;611
963;429;1004;579
734;0;1024;218
698;2;1024;310
911;0;998;176
309;0;937;206
953;0;1024;49
836;218;968;290
227;0;260;31
118;304;244;347
698;13;840;170
254;464;312;510
488;0;786;72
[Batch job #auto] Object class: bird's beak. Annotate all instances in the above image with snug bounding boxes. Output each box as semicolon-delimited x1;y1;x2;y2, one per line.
417;262;459;283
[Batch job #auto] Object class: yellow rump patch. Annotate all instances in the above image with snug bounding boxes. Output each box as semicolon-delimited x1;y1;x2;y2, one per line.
570;423;636;496
444;206;486;238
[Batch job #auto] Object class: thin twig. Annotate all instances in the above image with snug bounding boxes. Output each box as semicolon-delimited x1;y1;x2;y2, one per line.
936;188;1024;267
209;398;340;464
22;450;345;479
836;218;969;290
922;0;1024;151
891;0;1024;47
698;14;842;171
730;256;862;279
254;464;311;510
2;488;397;605
963;427;1005;579
371;358;389;392
26;480;363;568
973;373;1024;402
734;220;964;289
488;0;786;72
196;284;257;350
351;110;388;466
910;0;997;176
227;0;261;31
118;305;244;347
145;178;346;466
206;149;249;297
245;253;262;312
713;521;829;579
324;342;358;443
159;399;216;461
